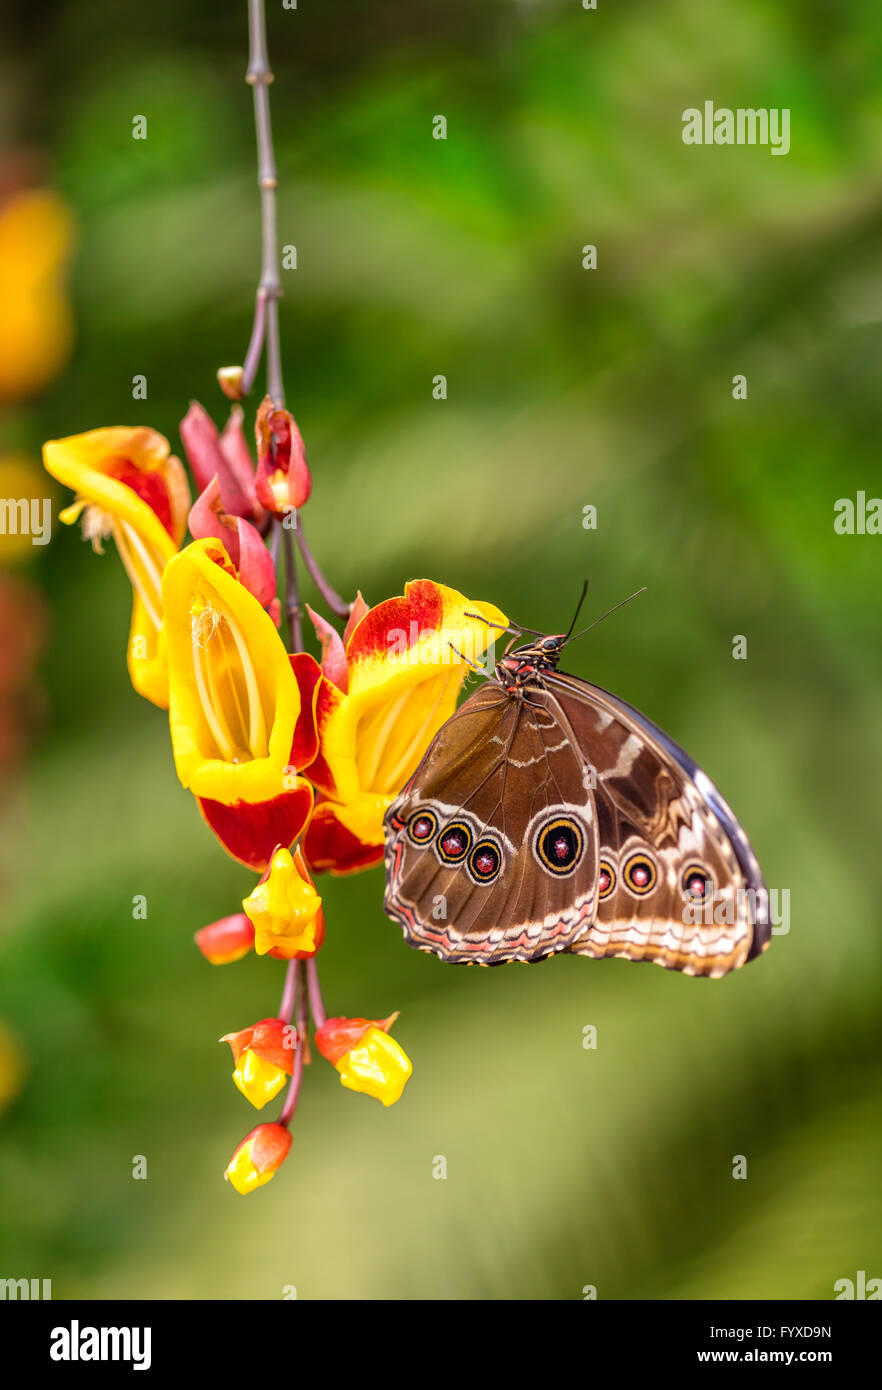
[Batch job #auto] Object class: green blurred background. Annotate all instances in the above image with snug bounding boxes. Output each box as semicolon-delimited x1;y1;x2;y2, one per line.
1;0;881;1299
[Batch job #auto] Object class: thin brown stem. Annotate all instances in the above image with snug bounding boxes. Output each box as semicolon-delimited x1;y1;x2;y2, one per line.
240;288;268;397
245;0;284;405
283;522;304;650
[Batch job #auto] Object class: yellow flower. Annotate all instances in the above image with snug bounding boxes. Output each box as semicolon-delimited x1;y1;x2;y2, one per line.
42;426;190;706
0;188;74;402
242;846;324;957
224;1122;292;1195
315;1014;412;1106
161;540;318;869
304;580;507;873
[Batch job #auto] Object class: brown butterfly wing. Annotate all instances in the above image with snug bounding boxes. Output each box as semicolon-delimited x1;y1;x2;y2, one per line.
545;672;771;977
383;680;600;964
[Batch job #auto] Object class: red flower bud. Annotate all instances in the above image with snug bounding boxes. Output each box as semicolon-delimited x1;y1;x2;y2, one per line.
255;396;311;515
221;1017;297;1073
195;913;255;965
188;477;280;624
180;401;260;521
217;366;245;401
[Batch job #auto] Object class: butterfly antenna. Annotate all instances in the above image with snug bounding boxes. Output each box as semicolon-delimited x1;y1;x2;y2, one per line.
566;587;647;644
563;580;589;641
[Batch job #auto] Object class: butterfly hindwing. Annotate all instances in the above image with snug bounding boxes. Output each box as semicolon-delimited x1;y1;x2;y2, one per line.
544;674;770;977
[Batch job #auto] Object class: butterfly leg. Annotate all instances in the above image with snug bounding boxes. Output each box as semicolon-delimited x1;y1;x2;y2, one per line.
447;641;488;674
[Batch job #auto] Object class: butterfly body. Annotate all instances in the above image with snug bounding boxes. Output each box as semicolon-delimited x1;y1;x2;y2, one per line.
383;628;770;978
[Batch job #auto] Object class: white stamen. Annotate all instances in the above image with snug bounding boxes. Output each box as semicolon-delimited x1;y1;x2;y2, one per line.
217;601;268;759
111;522;162;631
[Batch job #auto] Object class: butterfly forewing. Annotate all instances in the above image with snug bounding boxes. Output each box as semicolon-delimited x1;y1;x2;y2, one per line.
383;681;600;964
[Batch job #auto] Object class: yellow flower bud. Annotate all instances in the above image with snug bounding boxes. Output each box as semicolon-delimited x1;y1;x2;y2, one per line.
242;845;323;957
336;1025;412;1107
224;1122;291;1195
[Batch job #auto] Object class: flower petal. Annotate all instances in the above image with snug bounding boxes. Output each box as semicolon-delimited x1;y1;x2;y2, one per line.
163;538;301;806
303;797;389;875
306;605;348;691
181;401;253;519
197;782;313;872
43;426;189;547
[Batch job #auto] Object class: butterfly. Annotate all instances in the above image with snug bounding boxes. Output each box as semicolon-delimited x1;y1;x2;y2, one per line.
383;587;770;978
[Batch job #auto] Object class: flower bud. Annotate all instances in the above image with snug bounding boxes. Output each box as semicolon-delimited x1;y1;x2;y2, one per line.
194;913;255;965
255;396;311;515
242;845;324;957
217;365;245;400
188;477;279;623
221;1017;297;1109
224;1122;291;1195
180;400;259;520
315;1014;411;1106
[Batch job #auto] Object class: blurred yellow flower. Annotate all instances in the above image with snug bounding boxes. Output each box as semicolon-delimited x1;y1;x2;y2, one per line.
0;455;54;566
0;1021;26;1111
0;189;74;402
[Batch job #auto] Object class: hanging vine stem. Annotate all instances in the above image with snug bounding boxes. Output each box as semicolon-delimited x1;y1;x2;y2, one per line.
243;0;337;1089
282;521;304;650
278;956;299;1024
278;966;309;1128
243;0;283;405
306;957;327;1029
245;0;347;641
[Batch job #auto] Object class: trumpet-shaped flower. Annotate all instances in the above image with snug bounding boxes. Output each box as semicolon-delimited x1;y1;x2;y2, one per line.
221;1017;296;1109
315;1014;411;1106
42;426;190;706
303;580;507;873
162;539;320;869
224;1122;292;1195
242;845;324;957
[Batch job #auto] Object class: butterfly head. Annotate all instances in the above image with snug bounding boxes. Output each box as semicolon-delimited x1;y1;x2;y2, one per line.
495;634;566;690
